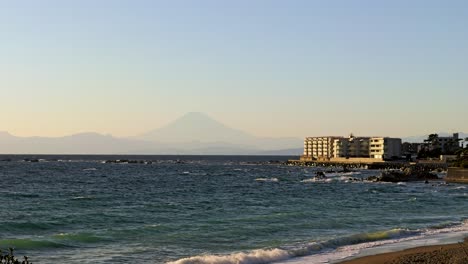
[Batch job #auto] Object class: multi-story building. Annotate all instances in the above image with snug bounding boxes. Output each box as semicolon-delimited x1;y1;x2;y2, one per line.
421;133;461;154
401;142;422;156
438;133;461;153
303;136;341;160
369;137;402;159
301;134;402;161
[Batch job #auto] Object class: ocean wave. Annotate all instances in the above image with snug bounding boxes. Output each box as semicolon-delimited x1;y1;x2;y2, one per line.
167;248;290;264
324;171;361;178
71;195;96;200
0;191;40;198
166;229;413;264
0;231;107;250
300;178;316;183
0;221;60;232
255;178;279;182
168;221;468;264
0;238;66;249
52;232;105;243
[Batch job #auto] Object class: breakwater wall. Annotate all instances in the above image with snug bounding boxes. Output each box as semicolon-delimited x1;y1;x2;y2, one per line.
446;167;468;184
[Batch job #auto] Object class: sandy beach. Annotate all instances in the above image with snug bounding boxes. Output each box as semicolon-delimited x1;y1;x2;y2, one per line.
340;237;468;264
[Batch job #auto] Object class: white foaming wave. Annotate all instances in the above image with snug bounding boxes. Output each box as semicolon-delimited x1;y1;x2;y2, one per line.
170;221;468;264
424;219;468;235
284;220;468;264
167;248;290;264
300;179;316;183
255;178;279;182
71;196;95;200
324;172;361;178
336;220;468;258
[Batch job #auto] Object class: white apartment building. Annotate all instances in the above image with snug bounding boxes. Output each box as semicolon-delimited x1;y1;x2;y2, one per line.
369;137;402;159
303;136;341;160
302;134;402;161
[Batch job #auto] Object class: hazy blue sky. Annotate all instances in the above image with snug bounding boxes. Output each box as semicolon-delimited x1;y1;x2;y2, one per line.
1;0;467;138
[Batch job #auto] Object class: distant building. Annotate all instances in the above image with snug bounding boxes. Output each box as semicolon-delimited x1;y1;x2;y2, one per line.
438;133;461;152
302;134;402;161
401;142;422;156
421;133;461;154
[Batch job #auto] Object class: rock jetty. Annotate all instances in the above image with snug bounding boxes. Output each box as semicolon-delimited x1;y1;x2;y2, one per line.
367;167;439;183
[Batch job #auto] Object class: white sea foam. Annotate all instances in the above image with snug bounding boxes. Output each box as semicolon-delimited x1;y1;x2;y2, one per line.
300;179;316;183
71;196;95;200
324;172;361;178
167;248;290;264
255;178;279;182
282;220;468;263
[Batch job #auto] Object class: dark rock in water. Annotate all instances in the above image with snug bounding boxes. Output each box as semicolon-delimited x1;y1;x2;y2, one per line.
379;170;407;182
340;166;351;173
347;177;361;182
368;167;439;183
315;171;326;179
403;167;439;180
367;175;379;182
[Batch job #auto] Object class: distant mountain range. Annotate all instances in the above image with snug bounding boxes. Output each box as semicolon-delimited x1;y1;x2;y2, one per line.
0;112;303;155
1;112;465;154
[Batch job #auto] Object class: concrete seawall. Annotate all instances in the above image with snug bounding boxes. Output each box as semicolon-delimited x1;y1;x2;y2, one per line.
446;167;468;184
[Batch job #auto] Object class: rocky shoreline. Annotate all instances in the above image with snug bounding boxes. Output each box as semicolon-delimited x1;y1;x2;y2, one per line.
367;167;440;183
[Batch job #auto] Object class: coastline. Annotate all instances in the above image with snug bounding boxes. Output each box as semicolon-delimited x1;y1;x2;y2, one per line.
339;237;468;264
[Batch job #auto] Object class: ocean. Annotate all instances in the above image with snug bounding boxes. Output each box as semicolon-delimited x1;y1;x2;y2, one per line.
0;155;467;263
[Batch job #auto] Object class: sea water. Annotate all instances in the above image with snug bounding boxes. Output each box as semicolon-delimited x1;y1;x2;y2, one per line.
0;155;466;264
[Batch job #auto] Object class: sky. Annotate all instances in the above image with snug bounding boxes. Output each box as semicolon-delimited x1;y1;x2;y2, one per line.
1;0;467;138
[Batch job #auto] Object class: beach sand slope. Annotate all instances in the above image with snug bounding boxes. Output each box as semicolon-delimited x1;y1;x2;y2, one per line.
340;238;468;264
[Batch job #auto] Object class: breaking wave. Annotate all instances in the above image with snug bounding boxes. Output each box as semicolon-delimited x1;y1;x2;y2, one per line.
167;220;468;264
167;249;290;264
255;178;279;182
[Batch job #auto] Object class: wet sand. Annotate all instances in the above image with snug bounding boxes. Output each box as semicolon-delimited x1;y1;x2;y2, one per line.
340;237;468;264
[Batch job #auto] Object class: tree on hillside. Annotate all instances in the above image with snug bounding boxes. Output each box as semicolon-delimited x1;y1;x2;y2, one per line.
418;134;442;158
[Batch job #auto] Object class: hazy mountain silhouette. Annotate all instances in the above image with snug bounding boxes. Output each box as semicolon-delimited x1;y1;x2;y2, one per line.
3;115;465;155
138;112;303;151
0;113;303;154
139;112;255;144
0;132;151;154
